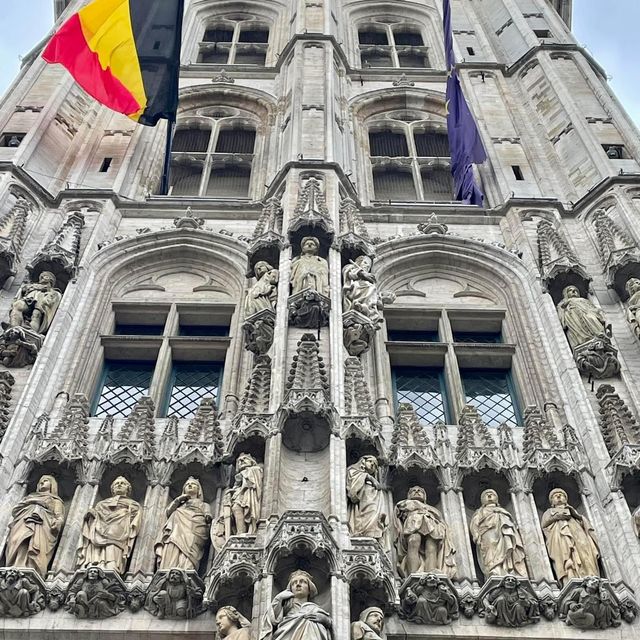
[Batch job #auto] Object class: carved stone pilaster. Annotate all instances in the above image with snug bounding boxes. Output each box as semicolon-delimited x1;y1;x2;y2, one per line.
27;210;84;292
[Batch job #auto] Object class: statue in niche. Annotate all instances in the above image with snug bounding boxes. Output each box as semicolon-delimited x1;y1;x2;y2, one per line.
290;237;329;297
541;488;600;584
77;476;141;575
65;566;126;619
481;576;540;627
145;568;203;619
469;489;528;578
560;577;621;630
6;474;65;577
624;277;640;339
351;606;385;639
346;455;387;541
0;569;45;617
342;255;382;324
245;261;279;316
156;477;211;571
557;285;609;349
261;570;333;640
399;573;458;625
222;453;263;538
8;271;61;335
216;605;252;639
394;486;457;578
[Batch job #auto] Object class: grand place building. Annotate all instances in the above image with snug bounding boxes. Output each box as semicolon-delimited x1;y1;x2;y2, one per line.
1;0;640;638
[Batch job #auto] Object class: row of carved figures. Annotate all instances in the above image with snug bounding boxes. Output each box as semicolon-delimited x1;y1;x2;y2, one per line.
4;456;262;579
347;455;621;586
0;565;636;635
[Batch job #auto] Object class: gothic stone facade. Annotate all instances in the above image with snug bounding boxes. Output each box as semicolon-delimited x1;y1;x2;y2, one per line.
0;0;640;638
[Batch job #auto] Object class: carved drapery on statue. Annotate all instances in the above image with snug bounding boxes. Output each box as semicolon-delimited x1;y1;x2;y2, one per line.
260;570;333;640
469;489;528;578
77;476;141;575
289;237;330;328
394;486;457;578
541;488;600;584
556;285;620;378
155;477;210;571
5;475;65;577
351;606;385;639
221;453;263;540
346;455;388;541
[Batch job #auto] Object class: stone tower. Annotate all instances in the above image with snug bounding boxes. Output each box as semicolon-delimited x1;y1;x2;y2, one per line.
0;0;639;636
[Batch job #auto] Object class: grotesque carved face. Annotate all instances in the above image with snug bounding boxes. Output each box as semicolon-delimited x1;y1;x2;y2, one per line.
111;476;131;497
481;490;498;506
216;609;233;634
549;489;568;507
168;569;182;585
290;575;311;599
86;567;101;582
365;609;384;632
37;476;52;493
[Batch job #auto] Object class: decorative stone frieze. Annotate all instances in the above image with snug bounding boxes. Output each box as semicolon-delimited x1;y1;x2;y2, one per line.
145;569;205;619
0;568;46;617
398;573;459;625
27;210;84;291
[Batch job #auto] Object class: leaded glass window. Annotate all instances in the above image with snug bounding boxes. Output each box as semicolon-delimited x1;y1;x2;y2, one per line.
461;370;519;426
92;361;154;417
164;363;223;419
392;366;448;424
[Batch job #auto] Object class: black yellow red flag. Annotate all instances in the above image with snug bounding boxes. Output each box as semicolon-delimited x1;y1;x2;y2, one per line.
42;0;184;126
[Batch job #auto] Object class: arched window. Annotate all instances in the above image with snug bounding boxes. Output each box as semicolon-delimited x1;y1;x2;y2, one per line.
198;15;269;66
367;110;453;202
358;18;430;69
169;107;257;197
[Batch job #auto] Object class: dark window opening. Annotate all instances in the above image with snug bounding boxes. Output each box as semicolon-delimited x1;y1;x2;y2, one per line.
99;157;112;173
215;128;256;154
369;130;409;156
392;366;449;424
512;165;524;180
358;30;388;45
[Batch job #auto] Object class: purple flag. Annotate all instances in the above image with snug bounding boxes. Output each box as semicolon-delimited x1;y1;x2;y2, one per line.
443;0;486;205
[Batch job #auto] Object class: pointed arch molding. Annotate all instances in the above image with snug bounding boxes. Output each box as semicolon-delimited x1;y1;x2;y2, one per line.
87;229;248;299
349;87;448;122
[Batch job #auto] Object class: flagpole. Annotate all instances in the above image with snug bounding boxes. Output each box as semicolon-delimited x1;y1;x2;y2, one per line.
160;117;176;196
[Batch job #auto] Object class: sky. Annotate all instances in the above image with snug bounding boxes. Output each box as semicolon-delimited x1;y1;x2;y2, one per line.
0;0;638;126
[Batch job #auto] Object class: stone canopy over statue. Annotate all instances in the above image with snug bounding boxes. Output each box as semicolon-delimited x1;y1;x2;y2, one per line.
541;488;600;584
77;476;141;575
261;570;333;640
5;475;65;577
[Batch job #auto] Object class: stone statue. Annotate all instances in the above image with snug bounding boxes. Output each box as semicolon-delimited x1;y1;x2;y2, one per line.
469;489;528;578
65;567;126;619
6;475;65;577
290;237;329;297
145;569;204;619
342;255;382;324
261;570;333;640
625;277;640;339
77;476;141;575
346;455;387;541
222;453;264;538
245;261;278;316
351;606;384;639
556;285;609;349
0;569;45;617
394;486;457;578
481;576;540;627
399;573;458;625
541;488;600;584
9;271;62;335
216;605;252;639
156;477;211;571
560;577;621;630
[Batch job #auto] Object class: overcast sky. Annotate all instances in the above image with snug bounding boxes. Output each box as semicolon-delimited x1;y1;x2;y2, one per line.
0;0;638;126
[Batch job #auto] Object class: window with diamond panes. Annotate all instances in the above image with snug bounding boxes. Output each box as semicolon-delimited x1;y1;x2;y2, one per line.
164;363;223;419
92;361;154;417
392;366;448;424
461;370;519;426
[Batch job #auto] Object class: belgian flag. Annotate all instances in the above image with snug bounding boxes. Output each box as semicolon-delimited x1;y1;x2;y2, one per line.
42;0;184;126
